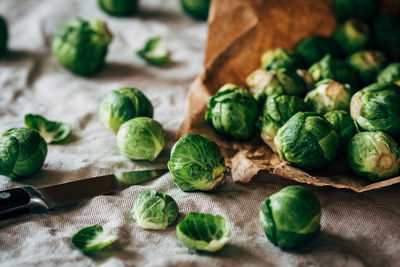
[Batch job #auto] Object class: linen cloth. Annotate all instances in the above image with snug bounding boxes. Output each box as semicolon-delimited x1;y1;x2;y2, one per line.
0;0;400;266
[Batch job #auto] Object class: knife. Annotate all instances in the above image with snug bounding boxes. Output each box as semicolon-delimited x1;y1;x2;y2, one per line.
0;169;168;219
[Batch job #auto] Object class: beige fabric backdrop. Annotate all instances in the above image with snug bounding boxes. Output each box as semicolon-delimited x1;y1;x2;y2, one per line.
0;0;400;266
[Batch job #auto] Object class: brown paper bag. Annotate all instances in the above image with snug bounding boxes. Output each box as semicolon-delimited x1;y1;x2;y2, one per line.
178;0;400;192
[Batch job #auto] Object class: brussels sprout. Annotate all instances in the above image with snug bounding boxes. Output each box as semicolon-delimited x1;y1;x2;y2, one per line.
331;19;370;55
259;185;321;248
308;55;359;88
373;13;400;60
24;114;70;144
168;133;227;192
71;225;117;254
137;37;169;66
260;95;310;151
205;84;258;140
294;36;342;67
52;18;112;76
0;16;7;54
347;50;387;85
117;117;167;161
274;112;340;169
180;0;210;20
305;79;354;114
324;110;357;149
377;62;400;85
0;128;47;178
176;212;230;252
98;0;138;16
98;87;153;133
261;47;303;71
350;83;400;135
333;0;379;23
131;189;179;230
347;131;400;181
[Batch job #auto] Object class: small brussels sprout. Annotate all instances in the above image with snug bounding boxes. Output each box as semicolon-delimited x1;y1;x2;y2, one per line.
347;50;387;85
52;18;113;76
347;131;400;182
333;0;379;23
260;47;303;71
294;36;342;67
331;19;370;55
117;117;167;161
0;128;47;178
0;16;8;54
168;133;227;192
377;62;400;86
274;112;340;169
71;225;117;254
305;79;354;114
260;185;321;248
98;87;153;133
260;95;310;151
137;37;169;66
205;84;258;140
180;0;210;20
324;110;357;149
24;114;71;144
98;0;138;16
131;190;179;230
350;83;400;135
176;212;230;252
373;13;400;60
308;55;359;88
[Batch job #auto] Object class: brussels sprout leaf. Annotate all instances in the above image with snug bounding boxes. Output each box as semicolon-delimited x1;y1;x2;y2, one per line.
137;37;169;66
71;225;117;254
24;114;71;144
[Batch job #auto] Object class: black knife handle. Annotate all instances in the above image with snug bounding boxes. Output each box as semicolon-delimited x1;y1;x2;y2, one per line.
0;188;31;217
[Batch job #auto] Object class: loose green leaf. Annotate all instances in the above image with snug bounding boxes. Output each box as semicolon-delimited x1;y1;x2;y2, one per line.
24;114;71;144
72;225;117;254
137;37;169;66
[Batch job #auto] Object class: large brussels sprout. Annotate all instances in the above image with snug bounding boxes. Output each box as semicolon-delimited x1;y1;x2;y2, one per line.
0;128;47;178
259;185;321;248
347;50;387;85
99;87;153;133
347;131;400;182
117;117;167;161
180;0;210;20
131;190;179;230
331;19;370;55
98;0;138;16
374;13;400;60
324;110;357;149
333;0;379;23
205;84;258;140
377;63;400;86
176;212;230;252
350;83;400;135
168;133;227;192
260;47;303;71
52;18;113;76
274;112;340;169
260;95;310;151
305;79;354;114
294;36;342;67
71;225;117;254
24;114;71;144
0;16;7;54
137;37;169;66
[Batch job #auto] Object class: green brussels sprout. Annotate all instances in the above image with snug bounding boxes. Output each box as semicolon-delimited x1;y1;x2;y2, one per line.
168;133;227;192
308;55;359;88
294;36;342;67
131;189;179;230
274;112;340;169
347;131;400;181
333;0;379;23
71;225;117;254
180;0;210;20
373;13;400;60
98;0;138;16
137;37;169;66
260;47;303;71
259;185;321;248
331;19;370;55
205;84;258;140
305;79;354;114
116;117;167;161
98;87;153;133
347;50;387;85
324;110;357;149
260;95;310;151
176;212;230;252
52;18;113;76
0;128;47;178
377;62;400;86
350;83;400;135
24;114;71;144
0;16;7;54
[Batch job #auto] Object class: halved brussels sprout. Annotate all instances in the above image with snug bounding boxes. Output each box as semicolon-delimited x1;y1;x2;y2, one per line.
137;37;169;66
374;13;400;60
24;114;71;144
347;50;387;85
176;212;230;252
333;0;378;23
260;47;303;71
260;185;321;248
0;16;7;54
0;128;47;178
131;189;179;230
274;112;340;169
347;131;400;182
168;133;227;192
71;225;117;254
98;0;138;16
205;84;258;140
117;117;167;161
377;62;400;85
99;87;153;133
324;110;357;150
350;83;400;135
52;18;113;76
331;19;370;55
305;79;354;114
181;0;210;20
